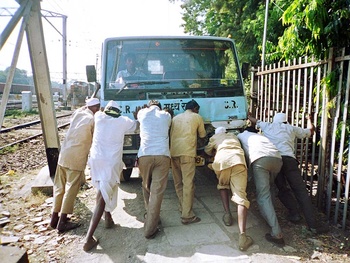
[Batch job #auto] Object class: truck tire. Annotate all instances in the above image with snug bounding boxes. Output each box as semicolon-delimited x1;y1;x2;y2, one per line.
121;168;133;182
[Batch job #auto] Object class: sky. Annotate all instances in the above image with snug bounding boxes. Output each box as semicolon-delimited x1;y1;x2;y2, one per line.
0;0;186;83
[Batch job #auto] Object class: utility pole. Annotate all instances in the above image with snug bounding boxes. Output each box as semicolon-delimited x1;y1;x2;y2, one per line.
0;0;60;177
41;9;68;103
261;0;269;69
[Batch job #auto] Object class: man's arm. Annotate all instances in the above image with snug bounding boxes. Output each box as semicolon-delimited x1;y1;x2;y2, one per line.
247;114;258;127
306;113;315;136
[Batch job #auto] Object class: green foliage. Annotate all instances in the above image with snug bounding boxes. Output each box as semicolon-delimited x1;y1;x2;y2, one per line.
178;0;289;66
0;145;19;155
0;67;33;85
4;109;39;118
279;0;350;60
177;0;350;65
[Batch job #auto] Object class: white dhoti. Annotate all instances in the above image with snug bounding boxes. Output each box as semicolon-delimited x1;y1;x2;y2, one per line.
92;180;119;212
89;158;124;212
88;111;138;212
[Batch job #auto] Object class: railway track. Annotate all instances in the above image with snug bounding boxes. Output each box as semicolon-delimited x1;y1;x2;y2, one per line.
0;113;72;151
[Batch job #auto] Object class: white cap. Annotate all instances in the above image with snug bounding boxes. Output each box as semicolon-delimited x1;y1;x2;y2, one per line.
85;97;100;107
273;113;287;123
215;126;226;134
105;100;121;110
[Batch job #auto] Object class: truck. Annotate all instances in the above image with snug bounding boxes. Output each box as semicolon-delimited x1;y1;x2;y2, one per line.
87;36;248;181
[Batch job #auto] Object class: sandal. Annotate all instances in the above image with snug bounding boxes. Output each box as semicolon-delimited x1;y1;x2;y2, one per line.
181;216;201;225
239;233;254;251
145;227;160;239
105;218;115;229
57;221;81;234
223;212;233;226
265;233;285;247
83;237;99;252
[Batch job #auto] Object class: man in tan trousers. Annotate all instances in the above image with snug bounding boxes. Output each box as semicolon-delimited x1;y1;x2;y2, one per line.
170;99;206;225
204;126;253;251
50;98;100;233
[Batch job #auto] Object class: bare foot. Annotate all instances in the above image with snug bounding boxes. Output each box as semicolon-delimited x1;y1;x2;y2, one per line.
83;237;99;252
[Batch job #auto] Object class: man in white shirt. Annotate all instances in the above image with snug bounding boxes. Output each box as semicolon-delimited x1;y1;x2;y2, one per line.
137;100;172;239
116;53;146;83
237;127;284;246
83;100;138;251
248;112;329;234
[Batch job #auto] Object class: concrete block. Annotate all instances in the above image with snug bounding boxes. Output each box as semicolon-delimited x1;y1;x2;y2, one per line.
0;246;29;263
31;166;53;196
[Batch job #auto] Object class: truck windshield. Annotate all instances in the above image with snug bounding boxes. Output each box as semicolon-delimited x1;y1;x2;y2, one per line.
103;38;244;101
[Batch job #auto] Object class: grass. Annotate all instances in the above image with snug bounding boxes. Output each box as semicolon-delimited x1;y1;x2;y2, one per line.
4;109;39;118
0;144;19;155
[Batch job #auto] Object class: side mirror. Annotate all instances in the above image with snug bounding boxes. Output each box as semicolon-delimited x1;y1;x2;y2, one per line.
241;62;249;80
86;65;97;83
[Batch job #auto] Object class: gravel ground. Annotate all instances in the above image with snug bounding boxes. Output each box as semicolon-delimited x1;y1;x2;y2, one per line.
0;112;349;262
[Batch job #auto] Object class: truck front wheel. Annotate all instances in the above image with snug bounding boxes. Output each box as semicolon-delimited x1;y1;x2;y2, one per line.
121;168;133;182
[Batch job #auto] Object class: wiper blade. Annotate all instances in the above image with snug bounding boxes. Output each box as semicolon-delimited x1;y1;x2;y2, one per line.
116;81;169;95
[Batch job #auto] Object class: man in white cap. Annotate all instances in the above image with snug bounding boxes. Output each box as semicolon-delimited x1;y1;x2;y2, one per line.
50;97;100;233
204;127;253;251
83;100;138;251
248;112;329;235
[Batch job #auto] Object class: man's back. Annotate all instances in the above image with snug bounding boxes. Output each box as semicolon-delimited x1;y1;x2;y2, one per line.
257;122;310;158
170;110;206;158
59;108;94;171
237;130;281;165
138;105;171;157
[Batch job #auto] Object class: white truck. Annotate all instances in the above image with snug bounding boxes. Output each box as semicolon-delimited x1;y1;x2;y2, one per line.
87;36;248;180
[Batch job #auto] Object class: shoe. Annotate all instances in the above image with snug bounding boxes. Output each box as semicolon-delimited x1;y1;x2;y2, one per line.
145;227;160;239
83;237;99;252
57;221;81;234
181;216;201;225
265;233;285;247
222;212;233;226
287;213;302;223
309;224;329;234
105;218;115;229
238;233;253;251
144;212;162;225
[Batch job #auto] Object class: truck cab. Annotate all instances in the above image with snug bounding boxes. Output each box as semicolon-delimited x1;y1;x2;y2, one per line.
89;36;248;180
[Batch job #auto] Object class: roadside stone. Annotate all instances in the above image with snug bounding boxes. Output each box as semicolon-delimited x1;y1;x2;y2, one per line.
283;245;298;253
0;210;10;217
13;224;26;231
23;234;39;241
0;235;20;244
30;216;43;222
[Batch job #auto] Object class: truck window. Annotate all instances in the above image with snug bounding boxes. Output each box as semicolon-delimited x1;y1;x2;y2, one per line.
102;38;244;102
96;36;248;179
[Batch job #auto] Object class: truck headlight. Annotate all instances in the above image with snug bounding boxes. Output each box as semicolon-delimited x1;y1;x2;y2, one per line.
124;135;133;147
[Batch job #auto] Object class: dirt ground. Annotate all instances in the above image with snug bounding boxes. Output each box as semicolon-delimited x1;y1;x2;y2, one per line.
0;113;349;262
0;167;349;263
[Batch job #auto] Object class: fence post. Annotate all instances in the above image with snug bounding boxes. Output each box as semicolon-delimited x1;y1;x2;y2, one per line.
317;48;333;208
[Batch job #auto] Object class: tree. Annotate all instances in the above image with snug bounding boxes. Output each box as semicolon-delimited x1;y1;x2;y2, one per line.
174;0;350;65
277;0;350;60
0;67;32;85
176;0;290;66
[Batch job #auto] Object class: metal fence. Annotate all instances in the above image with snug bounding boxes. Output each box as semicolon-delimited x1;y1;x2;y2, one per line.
250;47;350;230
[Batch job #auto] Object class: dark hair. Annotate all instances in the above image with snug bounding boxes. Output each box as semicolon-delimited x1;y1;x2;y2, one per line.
148;100;162;109
185;99;200;110
245;126;259;133
124;53;136;61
